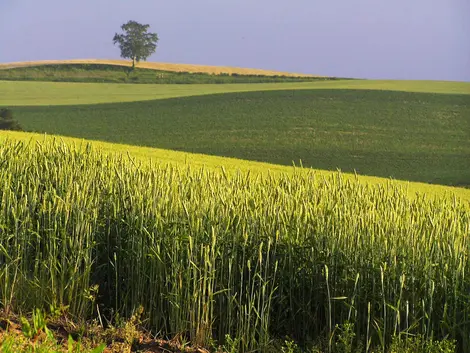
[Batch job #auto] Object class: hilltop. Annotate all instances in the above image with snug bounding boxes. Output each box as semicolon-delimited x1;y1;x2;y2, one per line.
0;59;317;77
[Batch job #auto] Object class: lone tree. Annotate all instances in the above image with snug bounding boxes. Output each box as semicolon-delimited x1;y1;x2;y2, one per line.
113;20;159;69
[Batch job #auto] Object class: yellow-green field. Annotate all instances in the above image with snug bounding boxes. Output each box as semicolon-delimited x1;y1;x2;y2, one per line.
1;79;469;106
1;134;469;353
2;130;469;203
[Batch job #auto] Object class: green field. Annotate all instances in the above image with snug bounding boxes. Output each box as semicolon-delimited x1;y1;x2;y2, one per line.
2;130;469;202
1;138;468;353
8;88;470;186
2;79;470;106
0;63;336;84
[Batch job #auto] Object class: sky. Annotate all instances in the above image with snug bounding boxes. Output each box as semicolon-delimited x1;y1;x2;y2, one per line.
1;0;469;81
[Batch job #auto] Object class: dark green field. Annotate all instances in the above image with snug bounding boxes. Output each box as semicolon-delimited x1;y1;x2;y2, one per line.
12;89;470;186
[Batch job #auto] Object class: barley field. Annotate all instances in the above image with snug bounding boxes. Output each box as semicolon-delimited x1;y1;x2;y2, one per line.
2;130;469;201
0;138;469;352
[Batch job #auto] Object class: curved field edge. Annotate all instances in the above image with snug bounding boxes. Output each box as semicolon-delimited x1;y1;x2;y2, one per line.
10;89;470;187
0;59;317;77
1;130;469;203
1;79;469;106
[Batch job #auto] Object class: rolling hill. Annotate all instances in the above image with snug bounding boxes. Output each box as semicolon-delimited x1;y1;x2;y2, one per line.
1;61;470;352
3;85;469;186
0;59;317;77
1;64;469;187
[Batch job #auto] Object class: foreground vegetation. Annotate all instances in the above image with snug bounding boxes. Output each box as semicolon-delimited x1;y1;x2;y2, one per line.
0;64;337;84
0;139;468;352
9;89;470;186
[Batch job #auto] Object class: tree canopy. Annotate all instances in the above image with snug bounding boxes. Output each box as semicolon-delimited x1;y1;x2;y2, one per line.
113;20;159;69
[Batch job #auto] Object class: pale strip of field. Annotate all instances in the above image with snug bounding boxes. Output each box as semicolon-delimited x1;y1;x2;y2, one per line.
1;80;469;106
1;130;469;203
0;59;316;77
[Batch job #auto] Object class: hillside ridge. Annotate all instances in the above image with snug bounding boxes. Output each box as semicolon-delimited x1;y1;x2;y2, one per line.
0;59;318;77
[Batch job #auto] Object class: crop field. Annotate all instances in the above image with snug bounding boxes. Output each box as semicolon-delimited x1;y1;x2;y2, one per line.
0;59;317;77
0;63;333;84
2;79;470;106
0;138;469;352
6;88;470;186
2;130;469;202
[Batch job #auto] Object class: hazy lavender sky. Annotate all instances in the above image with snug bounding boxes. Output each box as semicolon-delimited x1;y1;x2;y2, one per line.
1;0;469;81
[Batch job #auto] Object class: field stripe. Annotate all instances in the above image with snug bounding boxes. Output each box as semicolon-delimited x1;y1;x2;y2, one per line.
1;130;469;203
1;79;469;106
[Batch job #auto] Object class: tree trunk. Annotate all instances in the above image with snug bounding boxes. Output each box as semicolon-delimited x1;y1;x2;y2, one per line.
132;57;136;70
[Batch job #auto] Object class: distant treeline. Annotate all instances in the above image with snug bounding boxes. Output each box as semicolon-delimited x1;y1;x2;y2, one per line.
0;64;348;84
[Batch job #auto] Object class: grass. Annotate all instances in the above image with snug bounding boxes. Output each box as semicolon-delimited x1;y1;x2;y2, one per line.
0;306;164;353
1;79;469;106
0;64;336;84
0;335;105;353
0;138;468;352
0;59;316;77
7;89;470;186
